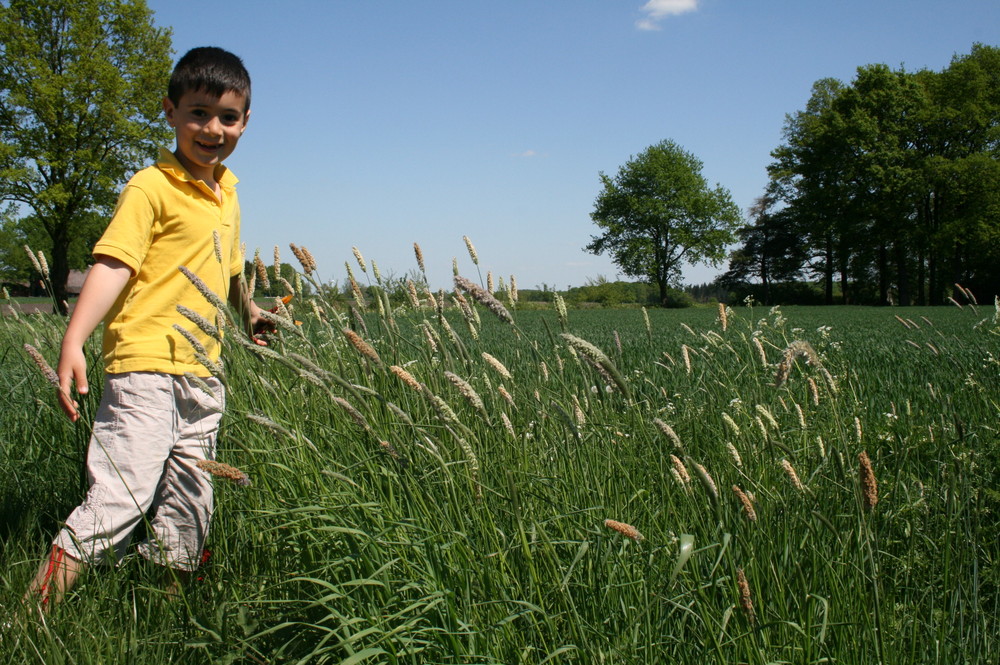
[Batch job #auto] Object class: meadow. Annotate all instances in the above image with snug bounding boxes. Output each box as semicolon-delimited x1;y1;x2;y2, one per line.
1;250;999;664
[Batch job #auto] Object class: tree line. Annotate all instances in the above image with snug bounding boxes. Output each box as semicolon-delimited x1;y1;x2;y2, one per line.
723;44;1000;306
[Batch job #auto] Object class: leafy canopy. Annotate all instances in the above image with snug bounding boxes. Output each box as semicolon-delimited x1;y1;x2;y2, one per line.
0;0;172;302
586;139;740;304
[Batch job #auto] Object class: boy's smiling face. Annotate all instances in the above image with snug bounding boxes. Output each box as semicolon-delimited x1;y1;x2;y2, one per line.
163;88;249;185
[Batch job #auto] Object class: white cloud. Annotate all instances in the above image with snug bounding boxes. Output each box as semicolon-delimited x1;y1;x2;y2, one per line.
636;0;698;30
513;149;538;158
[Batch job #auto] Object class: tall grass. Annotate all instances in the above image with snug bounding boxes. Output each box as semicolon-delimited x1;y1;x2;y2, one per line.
1;257;998;664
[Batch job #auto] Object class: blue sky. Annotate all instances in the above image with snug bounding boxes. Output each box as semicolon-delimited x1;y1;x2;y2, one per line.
146;0;999;292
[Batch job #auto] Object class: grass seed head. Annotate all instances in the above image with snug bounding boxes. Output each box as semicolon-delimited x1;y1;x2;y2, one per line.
413;242;426;273
197;459;251;486
726;442;743;467
653;418;683;451
178;266;226;311
693;462;719;505
342;328;382;366
737;567;757;625
604;519;643;542
859;451;878;509
463;235;479;265
781;458;804;492
390;365;423;392
481;352;513;380
23;344;58;386
732;485;757;522
454;275;514;324
670;454;691;486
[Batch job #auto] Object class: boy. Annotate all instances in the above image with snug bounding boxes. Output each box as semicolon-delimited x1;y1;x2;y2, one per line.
26;46;264;607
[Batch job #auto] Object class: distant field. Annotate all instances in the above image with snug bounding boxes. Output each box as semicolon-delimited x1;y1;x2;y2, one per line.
2;289;998;663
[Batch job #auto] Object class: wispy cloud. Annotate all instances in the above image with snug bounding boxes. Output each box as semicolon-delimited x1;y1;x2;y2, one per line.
513;149;539;158
636;0;698;31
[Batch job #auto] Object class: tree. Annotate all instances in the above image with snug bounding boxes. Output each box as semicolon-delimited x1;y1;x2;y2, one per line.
721;192;808;304
0;0;172;311
585;140;741;306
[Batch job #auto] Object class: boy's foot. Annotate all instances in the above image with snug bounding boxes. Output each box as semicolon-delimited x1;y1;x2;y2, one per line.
24;545;83;611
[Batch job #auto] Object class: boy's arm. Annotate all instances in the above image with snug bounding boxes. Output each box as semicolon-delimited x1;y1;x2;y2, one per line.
229;274;268;344
57;255;133;422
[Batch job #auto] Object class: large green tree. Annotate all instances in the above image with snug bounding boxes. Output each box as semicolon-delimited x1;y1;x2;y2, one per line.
586;139;741;306
0;0;172;310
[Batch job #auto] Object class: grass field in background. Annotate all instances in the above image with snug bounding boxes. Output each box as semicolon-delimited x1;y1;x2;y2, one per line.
1;270;998;663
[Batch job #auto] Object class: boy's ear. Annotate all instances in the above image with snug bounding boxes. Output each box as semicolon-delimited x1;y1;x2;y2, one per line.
162;96;177;127
241;108;251;133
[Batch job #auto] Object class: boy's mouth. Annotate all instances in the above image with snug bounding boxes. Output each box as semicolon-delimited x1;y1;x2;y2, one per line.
197;141;222;152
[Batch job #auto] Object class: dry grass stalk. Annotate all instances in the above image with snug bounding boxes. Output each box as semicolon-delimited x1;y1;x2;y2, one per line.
500;411;516;438
755;404;779;430
754;415;768;440
254;250;270;291
497;384;515;408
463;235;479;265
212;230;222;263
561;333;630;398
571;394;586;426
172;324;208;357
379;440;401;461
481;352;512;380
454;275;514;324
718;302;728;332
726;442;742;467
406;280;420;308
854;416;863;443
736;568;757;625
781;458;804;492
859;451;878;509
23;245;43;276
540;361;549;381
273;245;281;282
693;462;719;505
342;328;382;366
732;485;757;521
653;418;683;451
487;271;494;293
23;344;58;386
445;371;487;414
413;242;426;274
604;519;643;542
351;246;367;273
197;459;251;487
681;344;692;374
509;274;518;302
290;243;315;274
752;335;767;366
722;412;741;436
332;396;370;430
390;365;422;392
794;402;806;429
669;454;690;486
807;377;820;405
894;314;912;329
178;266;226;311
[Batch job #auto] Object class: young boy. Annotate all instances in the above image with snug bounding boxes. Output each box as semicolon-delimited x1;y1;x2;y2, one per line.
27;46;264;607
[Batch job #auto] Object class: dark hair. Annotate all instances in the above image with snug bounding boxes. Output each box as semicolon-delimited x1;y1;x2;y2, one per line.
168;47;251;112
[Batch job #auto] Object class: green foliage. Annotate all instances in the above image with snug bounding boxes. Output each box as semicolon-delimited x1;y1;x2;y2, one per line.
756;44;1000;306
2;250;999;663
587;139;741;306
0;0;173;305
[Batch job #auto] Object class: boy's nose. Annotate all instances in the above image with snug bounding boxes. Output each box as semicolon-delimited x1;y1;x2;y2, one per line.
203;117;223;137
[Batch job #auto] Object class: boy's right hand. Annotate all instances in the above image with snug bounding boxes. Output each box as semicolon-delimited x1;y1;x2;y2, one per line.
56;345;88;422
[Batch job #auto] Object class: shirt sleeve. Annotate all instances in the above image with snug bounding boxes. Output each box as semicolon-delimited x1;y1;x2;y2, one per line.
229;194;243;277
93;184;156;275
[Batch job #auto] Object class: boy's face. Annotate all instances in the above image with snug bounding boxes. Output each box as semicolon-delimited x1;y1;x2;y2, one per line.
163;88;250;184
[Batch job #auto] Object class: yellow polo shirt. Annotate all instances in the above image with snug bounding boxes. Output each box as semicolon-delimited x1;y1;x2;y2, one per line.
93;148;243;377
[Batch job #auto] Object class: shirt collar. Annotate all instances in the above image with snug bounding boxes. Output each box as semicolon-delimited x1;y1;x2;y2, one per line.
156;147;239;190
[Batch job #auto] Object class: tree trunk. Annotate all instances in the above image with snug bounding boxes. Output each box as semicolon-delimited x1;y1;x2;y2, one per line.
878;243;889;306
824;234;834;305
894;240;911;306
